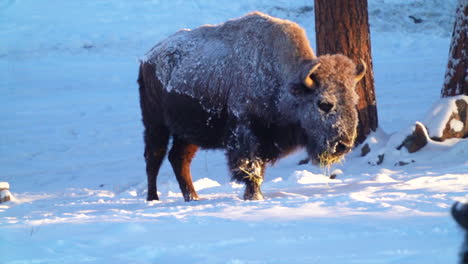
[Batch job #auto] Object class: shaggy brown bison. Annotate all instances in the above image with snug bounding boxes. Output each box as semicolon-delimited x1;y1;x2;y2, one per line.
138;12;366;201
453;202;468;264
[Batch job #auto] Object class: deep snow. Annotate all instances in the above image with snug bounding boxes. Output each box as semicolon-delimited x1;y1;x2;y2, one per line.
1;0;467;263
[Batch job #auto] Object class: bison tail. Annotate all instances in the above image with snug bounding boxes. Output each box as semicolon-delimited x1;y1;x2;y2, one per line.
138;61;166;128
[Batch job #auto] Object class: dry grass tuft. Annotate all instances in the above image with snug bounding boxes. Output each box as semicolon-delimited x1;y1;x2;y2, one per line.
318;152;343;167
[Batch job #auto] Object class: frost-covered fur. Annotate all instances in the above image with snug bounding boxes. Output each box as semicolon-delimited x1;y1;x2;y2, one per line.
453;202;468;264
139;12;362;201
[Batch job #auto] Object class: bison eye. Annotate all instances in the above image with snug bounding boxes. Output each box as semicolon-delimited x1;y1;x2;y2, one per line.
290;83;313;96
318;101;334;113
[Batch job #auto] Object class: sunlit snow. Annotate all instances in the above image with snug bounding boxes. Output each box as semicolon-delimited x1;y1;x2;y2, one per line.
0;0;466;263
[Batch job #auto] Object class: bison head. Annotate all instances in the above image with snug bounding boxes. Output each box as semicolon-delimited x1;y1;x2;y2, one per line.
282;54;366;166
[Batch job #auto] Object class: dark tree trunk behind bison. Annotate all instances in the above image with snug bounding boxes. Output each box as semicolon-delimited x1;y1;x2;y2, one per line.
441;0;467;97
314;0;378;144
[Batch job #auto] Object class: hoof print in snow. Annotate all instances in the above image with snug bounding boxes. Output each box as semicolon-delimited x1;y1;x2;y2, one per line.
395;160;415;167
82;43;94;50
377;154;385;165
398;122;428;153
408;15;423;24
330;169;343;179
360;143;371;157
298;157;310;165
0;182;11;203
368;154;385;166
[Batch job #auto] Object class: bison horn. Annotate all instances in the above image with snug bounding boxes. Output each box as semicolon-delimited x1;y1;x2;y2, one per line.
355;59;367;82
303;63;321;89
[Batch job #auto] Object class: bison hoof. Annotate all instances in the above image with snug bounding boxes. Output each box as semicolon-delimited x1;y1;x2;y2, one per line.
184;193;200;202
243;190;264;201
147;193;159;201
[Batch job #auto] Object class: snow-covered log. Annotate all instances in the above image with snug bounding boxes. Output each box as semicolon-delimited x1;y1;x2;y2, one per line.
399;95;468;153
360;95;468;166
139;12;366;201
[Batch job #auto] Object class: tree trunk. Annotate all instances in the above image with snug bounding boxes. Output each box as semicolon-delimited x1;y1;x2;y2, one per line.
432;0;468;142
314;0;378;144
441;0;467;97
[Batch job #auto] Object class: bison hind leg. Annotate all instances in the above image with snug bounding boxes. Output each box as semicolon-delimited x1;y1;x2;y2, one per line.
168;136;200;202
139;61;170;201
144;125;170;201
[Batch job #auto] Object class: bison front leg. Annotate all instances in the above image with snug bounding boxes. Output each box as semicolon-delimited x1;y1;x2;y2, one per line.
231;158;266;200
226;127;266;200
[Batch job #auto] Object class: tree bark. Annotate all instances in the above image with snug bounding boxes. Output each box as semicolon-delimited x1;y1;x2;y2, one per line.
441;0;467;97
314;0;378;144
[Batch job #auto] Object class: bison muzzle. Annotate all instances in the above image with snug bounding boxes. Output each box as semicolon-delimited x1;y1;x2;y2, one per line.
138;12;366;201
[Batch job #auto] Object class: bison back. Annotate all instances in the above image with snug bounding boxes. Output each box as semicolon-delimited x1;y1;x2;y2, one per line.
144;12;315;121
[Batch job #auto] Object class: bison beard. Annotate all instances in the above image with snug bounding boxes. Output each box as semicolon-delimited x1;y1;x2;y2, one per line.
138;12;365;201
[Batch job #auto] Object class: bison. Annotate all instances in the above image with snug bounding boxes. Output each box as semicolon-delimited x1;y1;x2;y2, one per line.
138;12;366;201
453;202;468;264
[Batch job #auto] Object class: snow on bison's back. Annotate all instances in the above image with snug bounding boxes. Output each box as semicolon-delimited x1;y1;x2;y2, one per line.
138;12;366;202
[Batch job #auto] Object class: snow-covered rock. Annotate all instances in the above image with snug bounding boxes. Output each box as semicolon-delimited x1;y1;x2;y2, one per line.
422;95;468;140
0;182;11;203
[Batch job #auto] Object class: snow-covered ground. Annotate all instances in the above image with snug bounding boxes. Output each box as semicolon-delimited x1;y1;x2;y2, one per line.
1;0;467;263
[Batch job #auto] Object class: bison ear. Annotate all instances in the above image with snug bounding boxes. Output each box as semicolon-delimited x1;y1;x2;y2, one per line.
355;59;367;83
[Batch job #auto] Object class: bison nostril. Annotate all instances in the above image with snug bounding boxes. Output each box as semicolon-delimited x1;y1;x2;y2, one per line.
335;142;349;155
318;101;334;113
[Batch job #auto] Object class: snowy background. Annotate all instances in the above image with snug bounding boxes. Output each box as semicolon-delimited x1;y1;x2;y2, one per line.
1;0;467;263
